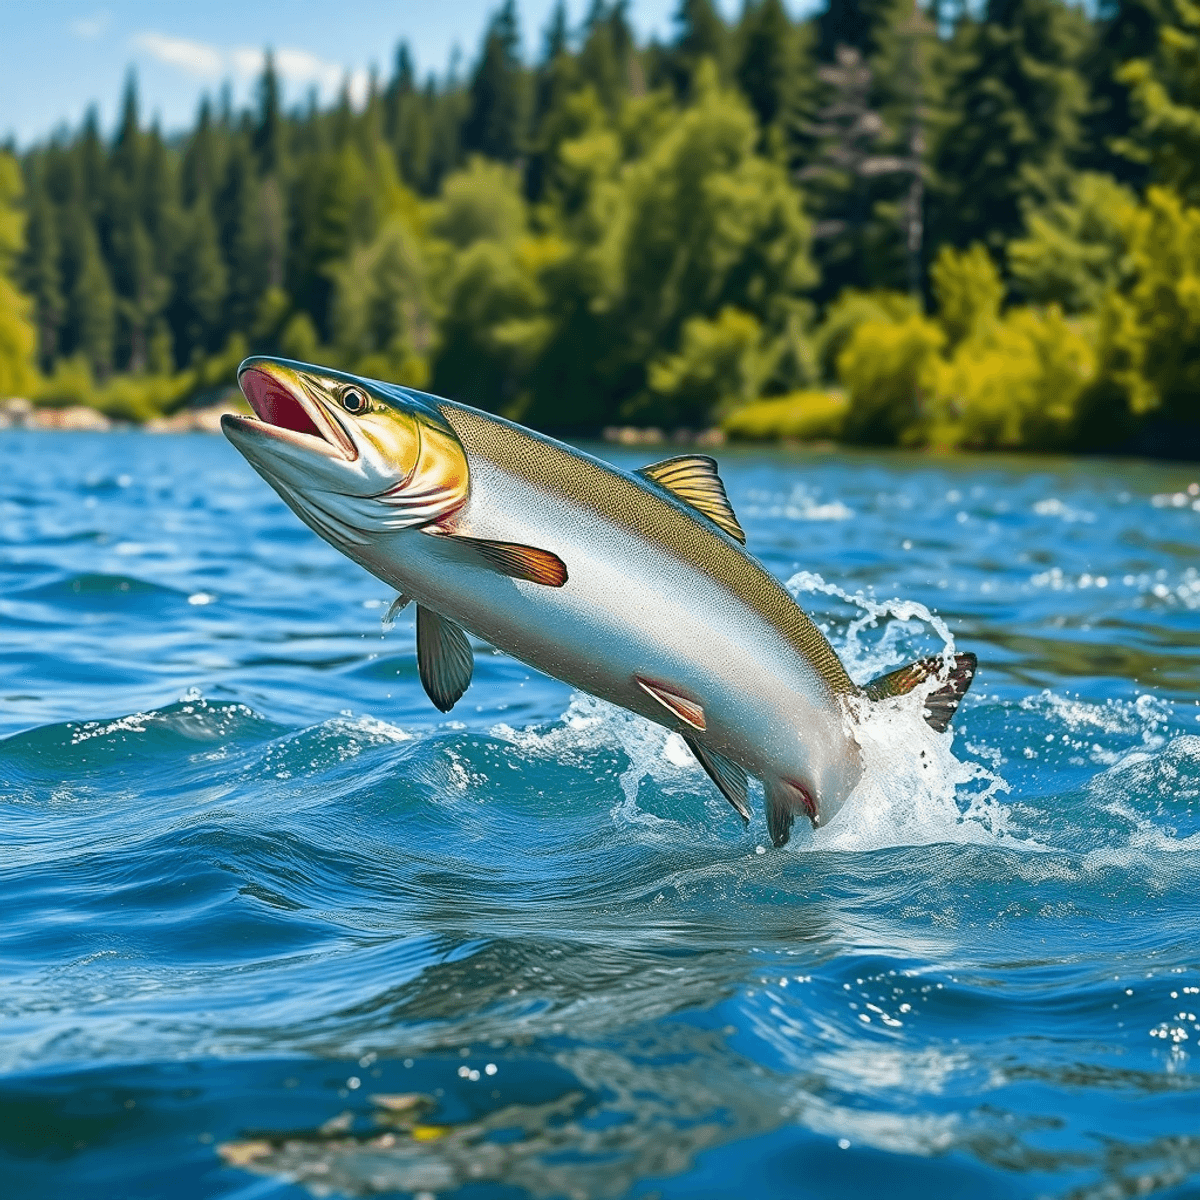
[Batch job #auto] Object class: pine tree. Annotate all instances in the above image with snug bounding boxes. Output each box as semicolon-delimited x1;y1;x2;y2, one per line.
1119;0;1200;201
384;44;433;190
669;0;731;95
254;51;283;176
215;135;266;335
462;1;530;162
1082;0;1163;184
932;0;1091;256
182;98;222;206
21;173;65;370
578;1;634;110
104;74;170;371
818;0;900;61
735;0;808;145
869;0;939;292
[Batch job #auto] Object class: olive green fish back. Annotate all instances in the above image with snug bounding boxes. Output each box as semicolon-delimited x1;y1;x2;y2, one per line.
439;403;856;698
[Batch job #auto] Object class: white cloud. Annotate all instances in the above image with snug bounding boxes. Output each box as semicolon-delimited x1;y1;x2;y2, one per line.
133;32;223;77
70;11;111;40
128;32;369;107
233;46;370;107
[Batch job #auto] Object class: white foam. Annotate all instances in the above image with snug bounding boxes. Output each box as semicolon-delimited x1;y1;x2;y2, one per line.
487;575;1197;856
786;570;956;683
493;693;705;830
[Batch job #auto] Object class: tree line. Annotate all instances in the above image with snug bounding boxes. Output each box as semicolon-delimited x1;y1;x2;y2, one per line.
1;0;1199;456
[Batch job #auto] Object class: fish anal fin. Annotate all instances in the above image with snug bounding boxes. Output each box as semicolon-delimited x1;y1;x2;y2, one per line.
684;735;750;823
636;455;746;544
416;606;474;713
635;676;706;731
431;531;567;587
863;652;977;734
765;778;818;847
382;593;412;629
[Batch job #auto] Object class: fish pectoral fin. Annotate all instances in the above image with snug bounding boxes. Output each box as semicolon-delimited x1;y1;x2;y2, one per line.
635;676;707;731
684;736;750;823
765;778;818;847
382;593;412;629
430;532;568;587
416;606;474;713
636;454;746;543
863;652;977;734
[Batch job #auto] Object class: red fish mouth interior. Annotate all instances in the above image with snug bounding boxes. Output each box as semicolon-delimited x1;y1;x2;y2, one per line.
240;369;324;440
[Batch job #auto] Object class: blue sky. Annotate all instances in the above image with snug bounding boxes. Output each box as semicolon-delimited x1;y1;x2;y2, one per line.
0;0;780;149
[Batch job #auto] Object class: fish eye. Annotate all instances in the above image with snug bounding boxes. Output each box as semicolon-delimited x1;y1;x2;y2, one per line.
340;386;371;415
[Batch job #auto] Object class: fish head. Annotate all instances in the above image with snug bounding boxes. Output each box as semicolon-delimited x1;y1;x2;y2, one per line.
222;357;468;547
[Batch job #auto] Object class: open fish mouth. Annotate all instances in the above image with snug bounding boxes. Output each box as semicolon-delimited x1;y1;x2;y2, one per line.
226;363;357;461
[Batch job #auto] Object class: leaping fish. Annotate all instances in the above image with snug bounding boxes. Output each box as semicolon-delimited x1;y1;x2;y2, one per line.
222;357;976;846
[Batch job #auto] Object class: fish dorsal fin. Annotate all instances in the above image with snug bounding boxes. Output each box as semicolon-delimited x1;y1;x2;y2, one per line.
863;652;977;734
634;675;706;731
684;735;750;823
427;531;567;587
636;455;746;544
416;606;474;713
382;593;412;629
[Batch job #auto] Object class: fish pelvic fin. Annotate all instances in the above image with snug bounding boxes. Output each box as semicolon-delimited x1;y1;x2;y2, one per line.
429;531;567;587
636;455;746;544
635;676;706;731
863;652;977;734
416;606;474;712
684;735;750;823
382;593;412;629
765;778;818;847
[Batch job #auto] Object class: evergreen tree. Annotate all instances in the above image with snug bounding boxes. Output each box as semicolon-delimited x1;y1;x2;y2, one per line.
1082;0;1163;183
668;0;731;95
818;0;900;61
799;46;887;295
215;135;266;335
932;0;1091;256
254;51;284;176
384;44;433;190
578;1;634;110
1120;0;1200;201
103;75;171;371
182;98;221;206
462;1;530;162
869;0;939;293
21;176;64;370
63;211;116;378
735;0;808;146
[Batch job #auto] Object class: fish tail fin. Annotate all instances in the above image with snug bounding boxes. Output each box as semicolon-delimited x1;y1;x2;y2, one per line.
862;652;977;733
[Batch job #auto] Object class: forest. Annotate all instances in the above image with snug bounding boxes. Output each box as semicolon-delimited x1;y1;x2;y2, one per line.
1;0;1200;456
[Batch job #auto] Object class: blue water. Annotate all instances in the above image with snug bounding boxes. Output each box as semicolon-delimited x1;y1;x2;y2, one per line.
1;431;1198;1200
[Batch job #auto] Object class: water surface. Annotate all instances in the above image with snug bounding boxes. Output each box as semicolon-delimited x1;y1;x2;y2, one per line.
1;431;1198;1198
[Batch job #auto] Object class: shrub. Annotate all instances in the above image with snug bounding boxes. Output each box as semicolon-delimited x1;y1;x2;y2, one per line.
724;390;847;441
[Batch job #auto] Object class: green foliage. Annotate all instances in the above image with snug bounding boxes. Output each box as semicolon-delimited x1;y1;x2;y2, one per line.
1079;185;1200;441
648;306;766;426
839;312;945;444
933;0;1091;253
724;389;848;440
1120;0;1200;201
1008;172;1137;310
3;0;1199;458
930;243;1003;346
0;153;36;397
814;288;921;381
930;305;1095;449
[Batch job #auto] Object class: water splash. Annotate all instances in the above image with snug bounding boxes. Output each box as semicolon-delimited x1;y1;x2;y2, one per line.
787;569;957;682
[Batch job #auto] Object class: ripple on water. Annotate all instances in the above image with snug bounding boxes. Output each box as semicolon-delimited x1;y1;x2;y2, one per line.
0;435;1197;1197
